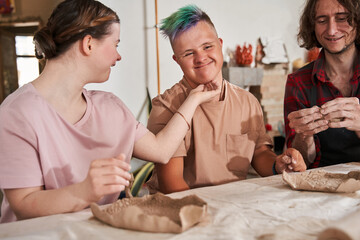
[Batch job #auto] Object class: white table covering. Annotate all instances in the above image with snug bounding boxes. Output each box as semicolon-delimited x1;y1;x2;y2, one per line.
1;163;360;240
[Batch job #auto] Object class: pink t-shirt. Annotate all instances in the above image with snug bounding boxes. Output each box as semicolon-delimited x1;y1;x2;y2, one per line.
0;83;148;223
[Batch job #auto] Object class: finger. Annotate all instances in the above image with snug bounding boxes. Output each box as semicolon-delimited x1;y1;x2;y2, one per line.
320;104;342;115
337;103;360;112
299;125;329;136
283;148;297;159
86;173;129;200
291;161;306;172
206;85;221;96
205;81;221;92
114;154;132;171
321;97;359;109
207;83;215;91
116;153;126;161
192;84;205;92
89;165;132;182
91;158;131;172
99;174;130;186
212;80;221;90
104;165;132;179
288;106;321;120
280;154;292;164
329;118;357;129
285;148;306;172
307;119;329;130
326;104;360;120
289;115;326;130
321;99;360;115
323;111;346;121
292;119;329;134
289;112;324;127
95;184;127;196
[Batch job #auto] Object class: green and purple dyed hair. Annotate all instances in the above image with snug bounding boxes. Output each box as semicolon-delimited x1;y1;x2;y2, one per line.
160;5;216;43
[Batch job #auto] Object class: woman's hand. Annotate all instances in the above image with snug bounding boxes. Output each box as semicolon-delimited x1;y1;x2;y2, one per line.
187;81;221;105
82;154;131;203
4;155;131;220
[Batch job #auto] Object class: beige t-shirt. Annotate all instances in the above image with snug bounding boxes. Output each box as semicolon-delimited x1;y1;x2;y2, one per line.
147;78;272;192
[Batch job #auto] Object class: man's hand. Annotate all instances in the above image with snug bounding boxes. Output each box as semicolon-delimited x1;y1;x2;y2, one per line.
275;148;307;173
320;97;360;135
288;106;329;137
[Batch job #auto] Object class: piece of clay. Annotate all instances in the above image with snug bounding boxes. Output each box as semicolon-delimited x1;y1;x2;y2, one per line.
91;193;208;233
282;170;360;193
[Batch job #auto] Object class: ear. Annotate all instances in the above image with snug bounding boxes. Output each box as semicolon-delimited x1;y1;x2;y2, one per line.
82;35;93;55
172;54;179;64
219;37;223;47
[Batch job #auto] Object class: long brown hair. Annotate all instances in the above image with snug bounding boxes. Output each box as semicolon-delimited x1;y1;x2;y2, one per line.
33;0;119;59
297;0;360;50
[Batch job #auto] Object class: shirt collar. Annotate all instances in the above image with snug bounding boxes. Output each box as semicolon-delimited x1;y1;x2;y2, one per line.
312;49;327;84
182;76;226;102
312;46;360;84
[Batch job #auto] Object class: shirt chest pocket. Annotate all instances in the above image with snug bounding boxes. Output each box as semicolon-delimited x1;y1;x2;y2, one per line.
226;133;258;177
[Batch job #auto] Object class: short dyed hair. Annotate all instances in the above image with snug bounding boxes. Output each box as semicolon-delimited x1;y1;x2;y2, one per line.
160;5;216;43
33;0;119;59
298;0;360;50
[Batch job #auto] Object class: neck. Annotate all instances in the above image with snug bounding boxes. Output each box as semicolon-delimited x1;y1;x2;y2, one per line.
32;58;86;107
324;44;358;77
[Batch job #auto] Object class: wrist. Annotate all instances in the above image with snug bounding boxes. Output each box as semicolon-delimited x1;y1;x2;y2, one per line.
295;133;314;146
187;91;201;106
179;94;200;117
176;111;190;130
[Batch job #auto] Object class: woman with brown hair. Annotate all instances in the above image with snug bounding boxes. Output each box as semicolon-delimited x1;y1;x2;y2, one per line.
0;0;219;223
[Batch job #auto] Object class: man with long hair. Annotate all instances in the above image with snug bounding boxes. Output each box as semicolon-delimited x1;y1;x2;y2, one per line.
284;0;360;168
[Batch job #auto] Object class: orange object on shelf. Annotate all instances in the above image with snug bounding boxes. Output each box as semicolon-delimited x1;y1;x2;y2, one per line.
307;47;320;63
235;43;253;66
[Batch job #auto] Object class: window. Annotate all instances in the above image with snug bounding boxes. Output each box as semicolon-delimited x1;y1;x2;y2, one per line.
0;19;42;103
15;35;39;87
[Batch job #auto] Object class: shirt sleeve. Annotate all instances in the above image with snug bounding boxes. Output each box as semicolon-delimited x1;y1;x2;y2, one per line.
253;96;273;148
110;93;149;143
284;73;321;164
0;109;43;189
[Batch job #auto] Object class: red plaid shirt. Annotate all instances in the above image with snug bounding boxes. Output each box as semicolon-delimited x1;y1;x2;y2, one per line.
284;48;360;168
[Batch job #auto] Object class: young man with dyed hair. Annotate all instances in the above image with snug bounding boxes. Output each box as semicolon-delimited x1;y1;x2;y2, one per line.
147;5;306;194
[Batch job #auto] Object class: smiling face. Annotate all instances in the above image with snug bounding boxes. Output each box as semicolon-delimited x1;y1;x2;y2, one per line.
314;0;357;55
91;23;122;83
171;21;223;88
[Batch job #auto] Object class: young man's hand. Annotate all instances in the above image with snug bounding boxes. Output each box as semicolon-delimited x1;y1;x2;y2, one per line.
275;148;307;173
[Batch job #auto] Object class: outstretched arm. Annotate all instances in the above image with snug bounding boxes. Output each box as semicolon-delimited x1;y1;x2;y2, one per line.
133;84;220;164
